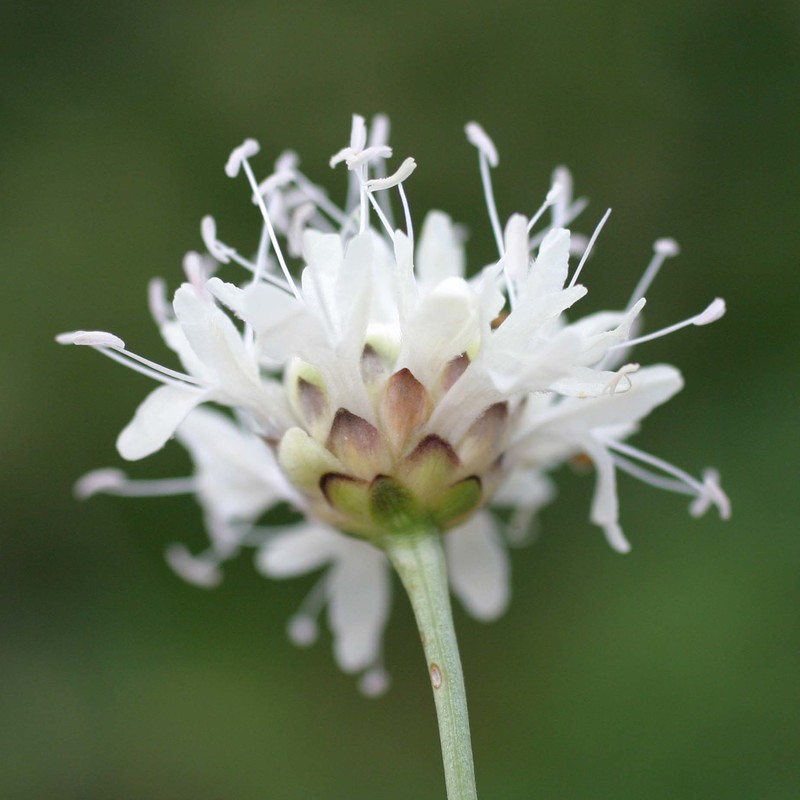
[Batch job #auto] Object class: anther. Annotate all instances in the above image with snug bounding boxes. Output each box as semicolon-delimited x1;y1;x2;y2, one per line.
365;157;417;191
56;330;125;349
225;138;260;178
464;121;499;167
201;215;234;263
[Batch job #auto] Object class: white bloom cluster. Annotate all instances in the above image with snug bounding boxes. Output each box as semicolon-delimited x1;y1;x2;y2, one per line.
61;115;729;694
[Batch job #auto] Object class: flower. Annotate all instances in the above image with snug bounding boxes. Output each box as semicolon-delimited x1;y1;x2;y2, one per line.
61;114;729;693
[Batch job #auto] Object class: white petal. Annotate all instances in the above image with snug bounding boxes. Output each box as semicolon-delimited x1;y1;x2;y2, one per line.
327;540;390;673
302;229;344;273
416;211;466;287
242;281;318;364
177;407;298;520
446;513;510;621
399;277;480;384
206;277;246;316
172;285;263;400
502;213;529;284
116;385;205;461
526;227;571;296
256;524;341;578
536;365;684;433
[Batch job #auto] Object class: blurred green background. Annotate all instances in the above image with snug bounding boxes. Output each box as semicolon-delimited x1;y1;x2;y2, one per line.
2;1;798;798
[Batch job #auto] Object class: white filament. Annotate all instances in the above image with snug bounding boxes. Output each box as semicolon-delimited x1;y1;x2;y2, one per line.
568;208;611;288
610;298;726;351
626;238;680;310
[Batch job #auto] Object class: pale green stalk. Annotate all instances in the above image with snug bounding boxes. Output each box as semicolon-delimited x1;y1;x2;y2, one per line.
384;525;478;800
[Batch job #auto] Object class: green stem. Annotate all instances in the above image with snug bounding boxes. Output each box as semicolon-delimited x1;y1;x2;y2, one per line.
384;525;478;800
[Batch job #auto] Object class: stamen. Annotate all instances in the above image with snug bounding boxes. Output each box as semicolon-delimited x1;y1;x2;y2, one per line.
275;149;300;174
365;157;417;191
201;216;291;292
465;121;503;256
609;298;726;351
605;439;729;519
358;177;395;242
255;169;294;199
626;237;680;310
368;113;390;149
287;615;319;647
359;164;369;234
526;186;561;234
148;278;172;326
99;346;204;388
56;330;125;349
611;452;694;495
398;182;414;252
350;113;367;152
224;138;260;178
57;329;234;390
602;362;639;394
367;113;396;228
293;171;349;225
286;573;330;647
74;468;196;499
165;543;223;588
201;215;235;263
568;208;611;288
464;121;499;167
238;157;302;301
689;468;731;519
550;165;589;229
358;663;391;698
287;202;316;258
346;145;393;169
182;251;210;292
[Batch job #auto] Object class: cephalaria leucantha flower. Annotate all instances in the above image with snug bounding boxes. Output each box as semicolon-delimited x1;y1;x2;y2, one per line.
61;114;730;694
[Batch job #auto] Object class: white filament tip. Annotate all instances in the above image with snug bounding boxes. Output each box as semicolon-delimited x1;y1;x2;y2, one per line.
275;149;300;173
358;668;391;698
689;468;731;520
350;114;367;151
694;297;726;326
287;615;319;647
346;145;392;169
603;362;640;394
255;170;293;200
365;157;417;191
165;544;222;588
148;278;171;326
368;113;390;147
56;330;125;349
654;237;680;256
225;138;260;178
73;468;127;499
201;215;232;263
182;251;208;287
605;522;632;554
465;121;499;167
546;182;564;205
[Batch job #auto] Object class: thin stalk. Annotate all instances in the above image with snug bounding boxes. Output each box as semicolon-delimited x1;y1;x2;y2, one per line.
384;526;478;800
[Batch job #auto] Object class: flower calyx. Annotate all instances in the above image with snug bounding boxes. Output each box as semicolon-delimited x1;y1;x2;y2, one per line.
278;358;510;541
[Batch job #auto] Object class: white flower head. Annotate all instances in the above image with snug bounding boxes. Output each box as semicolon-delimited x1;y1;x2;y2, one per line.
62;115;729;692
